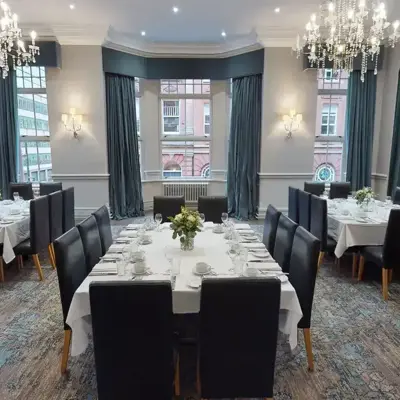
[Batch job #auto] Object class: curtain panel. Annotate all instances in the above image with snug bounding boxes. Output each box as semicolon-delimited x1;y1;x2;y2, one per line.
105;73;144;219
345;70;377;191
227;74;262;220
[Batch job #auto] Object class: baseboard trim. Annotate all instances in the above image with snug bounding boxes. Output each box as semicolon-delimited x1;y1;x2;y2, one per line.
258;173;314;180
52;174;109;181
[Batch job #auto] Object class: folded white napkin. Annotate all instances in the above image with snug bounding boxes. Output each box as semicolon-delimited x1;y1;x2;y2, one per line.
242;243;266;249
234;223;251;230
89;263;118;276
126;224;142;230
101;253;123;261
108;244;125;253
120;230;138;238
255;263;282;272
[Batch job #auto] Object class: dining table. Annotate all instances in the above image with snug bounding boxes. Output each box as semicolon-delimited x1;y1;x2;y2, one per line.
327;198;398;258
0;200;30;263
66;222;303;357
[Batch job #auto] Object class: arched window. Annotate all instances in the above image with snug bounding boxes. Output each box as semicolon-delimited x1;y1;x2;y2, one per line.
201;164;210;178
314;164;335;182
163;162;182;179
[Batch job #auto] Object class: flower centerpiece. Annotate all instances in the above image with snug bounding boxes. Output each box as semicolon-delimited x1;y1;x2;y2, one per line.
354;187;375;208
169;207;202;251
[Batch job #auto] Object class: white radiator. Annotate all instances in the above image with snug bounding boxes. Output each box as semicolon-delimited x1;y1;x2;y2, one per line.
163;182;208;203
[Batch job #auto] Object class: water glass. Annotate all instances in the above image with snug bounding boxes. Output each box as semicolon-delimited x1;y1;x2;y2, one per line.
171;257;181;277
155;213;162;230
117;260;126;276
221;212;228;225
13;192;19;202
199;213;205;228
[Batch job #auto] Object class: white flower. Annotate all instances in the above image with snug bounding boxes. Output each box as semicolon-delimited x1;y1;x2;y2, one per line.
188;215;196;223
175;214;183;222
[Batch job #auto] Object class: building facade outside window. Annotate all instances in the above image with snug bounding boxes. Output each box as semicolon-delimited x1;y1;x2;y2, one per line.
313;69;348;182
16;66;52;182
160;79;211;179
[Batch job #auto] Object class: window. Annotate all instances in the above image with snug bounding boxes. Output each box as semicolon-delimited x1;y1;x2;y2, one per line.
313;70;348;182
16;66;52;182
160;79;211;179
201;164;210;178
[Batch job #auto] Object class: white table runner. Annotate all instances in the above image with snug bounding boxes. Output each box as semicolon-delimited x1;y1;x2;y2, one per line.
67;224;303;356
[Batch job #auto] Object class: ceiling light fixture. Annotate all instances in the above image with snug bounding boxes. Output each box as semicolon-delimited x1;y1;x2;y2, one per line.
274;7;280;13
172;6;179;13
69;4;75;10
0;1;39;79
141;31;146;36
221;30;226;37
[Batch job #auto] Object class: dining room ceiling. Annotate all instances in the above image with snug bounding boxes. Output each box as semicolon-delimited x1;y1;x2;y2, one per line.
12;0;400;54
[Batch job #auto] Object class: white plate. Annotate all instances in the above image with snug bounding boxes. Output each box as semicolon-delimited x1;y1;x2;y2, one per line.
192;264;212;276
188;278;202;289
132;267;151;276
138;239;152;245
251;252;271;259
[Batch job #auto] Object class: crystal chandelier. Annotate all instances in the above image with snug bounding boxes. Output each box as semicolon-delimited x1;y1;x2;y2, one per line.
294;0;400;82
0;1;39;79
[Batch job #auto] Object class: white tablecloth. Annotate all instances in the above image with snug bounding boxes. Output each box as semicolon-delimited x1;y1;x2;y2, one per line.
327;199;393;257
67;224;303;357
0;201;30;263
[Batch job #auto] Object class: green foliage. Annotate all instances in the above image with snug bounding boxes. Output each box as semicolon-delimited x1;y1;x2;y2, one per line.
169;206;202;242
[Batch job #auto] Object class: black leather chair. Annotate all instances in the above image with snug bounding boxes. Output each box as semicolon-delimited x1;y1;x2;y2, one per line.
40;182;62;196
90;281;178;399
289;226;320;371
288;186;299;223
262;205;281;257
330;182;351;199
48;191;63;269
197;196;228;223
153;196;185;223
77;215;103;274
62;187;75;233
14;196;53;281
198;278;281;399
310;195;337;268
358;209;400;301
304;181;325;196
274;214;298;273
393;187;400;205
9;182;34;200
53;227;87;374
298;190;311;231
93;205;113;256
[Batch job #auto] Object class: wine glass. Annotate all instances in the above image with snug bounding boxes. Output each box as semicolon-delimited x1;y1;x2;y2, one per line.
155;213;162;231
13;192;19;202
199;213;205;229
221;212;228;226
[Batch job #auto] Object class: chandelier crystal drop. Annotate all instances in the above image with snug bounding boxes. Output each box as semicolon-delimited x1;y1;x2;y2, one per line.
0;1;39;79
294;0;400;82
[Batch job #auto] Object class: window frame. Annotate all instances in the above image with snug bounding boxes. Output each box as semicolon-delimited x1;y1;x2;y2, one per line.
320;104;338;136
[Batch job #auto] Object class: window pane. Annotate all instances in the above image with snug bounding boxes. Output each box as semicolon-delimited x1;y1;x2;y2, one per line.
161;141;210;179
20;141;52;182
160;79;210;95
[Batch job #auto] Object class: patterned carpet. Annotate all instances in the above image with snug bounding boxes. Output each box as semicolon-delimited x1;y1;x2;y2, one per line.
1;219;400;400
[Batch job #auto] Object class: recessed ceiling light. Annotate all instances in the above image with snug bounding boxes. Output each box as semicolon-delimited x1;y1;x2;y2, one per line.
141;31;146;36
172;6;179;13
274;7;280;13
221;30;226;37
69;4;75;10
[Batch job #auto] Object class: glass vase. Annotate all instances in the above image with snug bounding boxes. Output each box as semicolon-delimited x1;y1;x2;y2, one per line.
180;236;194;251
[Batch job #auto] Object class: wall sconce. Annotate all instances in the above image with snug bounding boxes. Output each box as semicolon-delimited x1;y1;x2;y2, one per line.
283;109;303;139
61;108;83;139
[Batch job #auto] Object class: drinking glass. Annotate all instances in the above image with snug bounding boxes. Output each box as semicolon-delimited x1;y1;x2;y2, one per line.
385;196;392;208
155;213;162;231
199;213;205;228
13;192;19;202
171;257;181;277
221;212;228;226
117;260;126;276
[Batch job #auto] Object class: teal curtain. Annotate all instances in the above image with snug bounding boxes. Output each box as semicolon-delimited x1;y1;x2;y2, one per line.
105;73;144;219
345;70;377;191
387;70;400;197
0;71;17;200
227;74;262;219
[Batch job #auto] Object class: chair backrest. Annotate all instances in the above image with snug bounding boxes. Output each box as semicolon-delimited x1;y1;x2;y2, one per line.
288;226;320;329
199;278;281;399
393;187;400;205
90;282;174;400
288;186;299;223
93;205;113;255
62;187;75;233
273;214;298;273
9;182;33;200
309;195;327;250
30;196;50;253
40;182;62;196
383;209;400;269
48;191;63;242
54;227;87;327
198;196;228;223
330;182;351;199
304;181;325;196
153;196;185;223
77;215;103;274
262;205;281;257
298;190;311;231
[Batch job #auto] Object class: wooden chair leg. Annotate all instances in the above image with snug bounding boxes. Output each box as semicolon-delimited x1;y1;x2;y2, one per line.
352;253;358;278
51;243;56;264
358;255;365;281
0;256;4;282
388;269;393;283
174;354;180;396
48;244;56;269
382;268;389;301
32;254;44;281
61;329;72;374
303;328;314;372
317;251;325;270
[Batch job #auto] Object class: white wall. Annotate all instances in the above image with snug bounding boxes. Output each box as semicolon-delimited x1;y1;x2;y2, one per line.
259;48;317;212
46;45;109;218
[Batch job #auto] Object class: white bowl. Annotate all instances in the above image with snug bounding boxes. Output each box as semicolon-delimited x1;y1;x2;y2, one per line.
195;262;210;274
132;251;145;262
